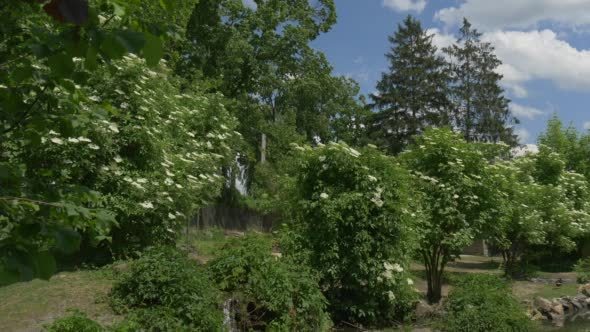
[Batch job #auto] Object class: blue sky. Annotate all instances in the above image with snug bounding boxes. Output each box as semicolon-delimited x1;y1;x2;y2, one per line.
311;0;590;144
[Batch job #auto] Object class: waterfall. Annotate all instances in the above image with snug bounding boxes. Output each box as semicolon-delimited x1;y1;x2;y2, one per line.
222;298;239;331
234;154;248;196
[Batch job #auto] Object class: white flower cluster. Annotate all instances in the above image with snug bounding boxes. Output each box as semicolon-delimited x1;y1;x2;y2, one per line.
371;187;384;208
380;261;404;281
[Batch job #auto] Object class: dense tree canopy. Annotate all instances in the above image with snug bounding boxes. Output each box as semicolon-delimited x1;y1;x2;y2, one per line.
371;16;451;154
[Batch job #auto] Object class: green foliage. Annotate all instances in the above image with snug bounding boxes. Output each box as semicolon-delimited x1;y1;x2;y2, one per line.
487;144;590;277
208;235;331;331
371;15;451;154
44;310;103;332
180;0;364;207
574;257;590;284
282;142;417;326
441;274;531;332
443;19;517;145
402;128;496;302
109;246;222;331
0;0;240;282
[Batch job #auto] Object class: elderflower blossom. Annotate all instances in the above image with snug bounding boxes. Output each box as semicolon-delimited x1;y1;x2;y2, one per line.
139;201;154;209
78;137;91;143
108;123;119;133
67;137;80;143
320;193;329;199
387;291;396;302
50;137;64;145
168;213;176;220
114;156;123;163
88;144;100;150
131;182;145;190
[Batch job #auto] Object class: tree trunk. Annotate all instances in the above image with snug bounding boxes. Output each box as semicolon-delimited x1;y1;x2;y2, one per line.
423;248;445;304
260;133;267;164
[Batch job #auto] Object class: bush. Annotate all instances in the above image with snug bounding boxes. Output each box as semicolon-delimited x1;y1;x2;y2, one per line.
207;235;331;331
574;257;590;284
441;274;531;332
109;246;222;331
44;310;103;332
282;143;418;326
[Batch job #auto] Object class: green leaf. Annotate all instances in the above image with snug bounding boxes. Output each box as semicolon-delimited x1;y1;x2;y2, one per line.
54;228;82;254
0;264;20;287
115;30;146;54
47;53;75;77
85;46;98;71
100;34;126;60
10;64;33;83
32;251;56;280
143;33;163;67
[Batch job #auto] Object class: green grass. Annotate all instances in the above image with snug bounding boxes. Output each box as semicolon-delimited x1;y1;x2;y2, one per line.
180;227;275;261
0;268;118;331
532;282;579;299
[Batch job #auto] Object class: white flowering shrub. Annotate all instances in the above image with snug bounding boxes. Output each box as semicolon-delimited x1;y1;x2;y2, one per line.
402;128;494;303
3;55;240;263
488;146;590;276
282;142;417;326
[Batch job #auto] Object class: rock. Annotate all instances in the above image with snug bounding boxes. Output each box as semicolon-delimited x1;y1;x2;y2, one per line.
415;301;434;319
579;284;590;297
535;297;553;313
572;299;584;311
551;304;564;316
531;310;547;321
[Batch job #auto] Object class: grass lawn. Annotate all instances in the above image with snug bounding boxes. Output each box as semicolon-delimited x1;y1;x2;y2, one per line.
0;228;272;331
180;227;274;263
0;269;118;332
411;255;581;303
0;234;584;331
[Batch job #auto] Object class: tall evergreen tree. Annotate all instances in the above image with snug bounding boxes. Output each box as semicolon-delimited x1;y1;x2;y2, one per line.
444;19;517;145
370;16;451;154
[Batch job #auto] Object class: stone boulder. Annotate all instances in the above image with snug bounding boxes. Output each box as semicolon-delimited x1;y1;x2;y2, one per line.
534;297;553;313
415;300;436;319
579;283;590;297
551;304;564;316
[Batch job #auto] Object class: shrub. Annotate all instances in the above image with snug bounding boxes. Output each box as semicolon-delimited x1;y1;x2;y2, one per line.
441;274;531;332
44;310;103;332
109;246;222;331
282;143;418;326
207;235;332;331
574;257;590;284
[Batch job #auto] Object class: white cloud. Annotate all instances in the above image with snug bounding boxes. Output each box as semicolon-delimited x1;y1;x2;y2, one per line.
426;28;455;53
514;127;532;143
428;28;590;94
584;122;590;130
510;103;544;120
483;30;590;93
383;0;427;13
435;0;590;31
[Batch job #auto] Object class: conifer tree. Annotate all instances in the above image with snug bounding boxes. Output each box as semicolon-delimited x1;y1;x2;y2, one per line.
370;16;451;154
444;19;517;145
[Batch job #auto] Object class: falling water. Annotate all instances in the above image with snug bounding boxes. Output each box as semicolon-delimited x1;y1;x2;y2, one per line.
222;298;239;332
234;154;248;196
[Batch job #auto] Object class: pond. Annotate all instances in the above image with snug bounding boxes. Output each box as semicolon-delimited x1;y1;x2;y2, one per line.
540;312;590;332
